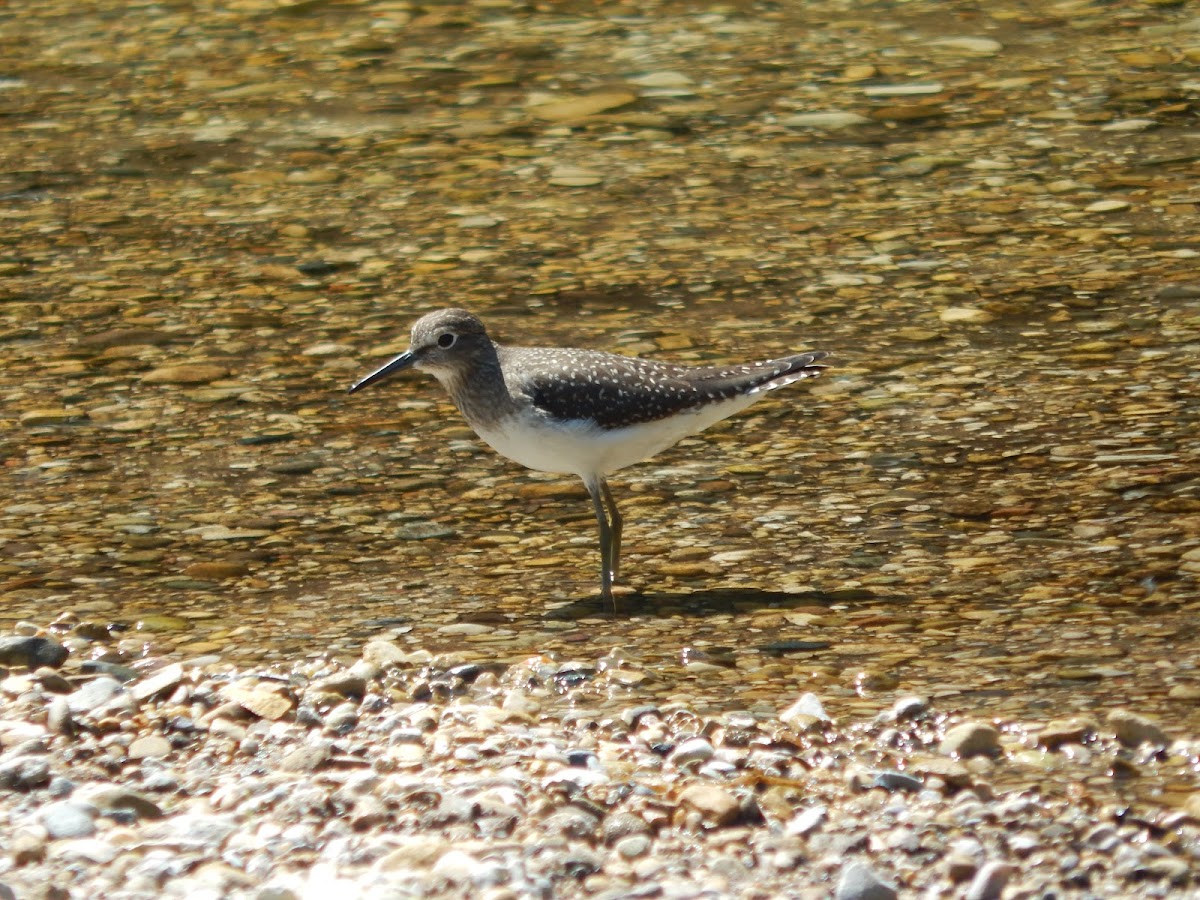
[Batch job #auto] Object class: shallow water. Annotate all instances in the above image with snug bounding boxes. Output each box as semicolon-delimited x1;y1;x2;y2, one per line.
2;0;1198;807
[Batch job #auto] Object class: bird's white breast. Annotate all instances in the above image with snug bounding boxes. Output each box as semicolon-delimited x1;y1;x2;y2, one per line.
472;393;760;478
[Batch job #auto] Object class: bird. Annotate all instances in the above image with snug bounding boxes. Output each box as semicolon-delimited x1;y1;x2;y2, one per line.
347;308;829;612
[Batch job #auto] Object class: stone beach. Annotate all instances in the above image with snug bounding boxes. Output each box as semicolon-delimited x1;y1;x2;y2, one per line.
2;0;1200;896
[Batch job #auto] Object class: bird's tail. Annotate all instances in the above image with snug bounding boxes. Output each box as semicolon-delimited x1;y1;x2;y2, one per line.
746;351;830;394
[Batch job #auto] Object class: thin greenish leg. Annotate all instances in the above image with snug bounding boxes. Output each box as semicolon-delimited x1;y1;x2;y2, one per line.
585;476;615;613
601;478;623;584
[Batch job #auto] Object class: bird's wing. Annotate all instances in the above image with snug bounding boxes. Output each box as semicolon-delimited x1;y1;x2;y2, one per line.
503;348;827;430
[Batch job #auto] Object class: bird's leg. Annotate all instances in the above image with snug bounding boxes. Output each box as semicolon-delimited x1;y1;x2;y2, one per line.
585;476;616;613
600;478;623;584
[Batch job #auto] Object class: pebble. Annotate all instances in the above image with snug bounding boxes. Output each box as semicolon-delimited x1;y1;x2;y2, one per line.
78;784;164;820
1084;199;1131;213
308;673;368;700
629;71;693;88
939;723;1001;758
669;736;715;766
0;755;50;791
787;805;827;836
602;811;652;844
939;307;995;324
140;363;228;384
615;834;651;858
223;683;295;720
836;860;898;900
929;37;1002;54
128;736;172;760
39;801;97;839
678;784;741;828
965;861;1012;900
780;692;831;729
18;408;87;425
1037;718;1094;748
529;91;636;121
66;677;123;714
861;81;943;96
781;111;871;129
547;166;605;187
182;561;249;580
129;662;185;701
870;770;923;793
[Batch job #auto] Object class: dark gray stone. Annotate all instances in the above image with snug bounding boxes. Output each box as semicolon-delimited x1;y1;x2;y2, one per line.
0;636;68;669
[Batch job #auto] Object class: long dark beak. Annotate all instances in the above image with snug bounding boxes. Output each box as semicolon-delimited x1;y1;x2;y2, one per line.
347;350;415;394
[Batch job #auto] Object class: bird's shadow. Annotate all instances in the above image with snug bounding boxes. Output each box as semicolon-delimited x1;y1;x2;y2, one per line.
541;586;879;621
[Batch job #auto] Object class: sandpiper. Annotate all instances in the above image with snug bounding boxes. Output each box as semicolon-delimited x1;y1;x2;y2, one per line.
348;308;829;612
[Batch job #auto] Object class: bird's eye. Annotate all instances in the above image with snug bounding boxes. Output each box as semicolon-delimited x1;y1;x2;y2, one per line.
437;332;456;349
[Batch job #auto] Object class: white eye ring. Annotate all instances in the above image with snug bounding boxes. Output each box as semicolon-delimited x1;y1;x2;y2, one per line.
437;332;456;349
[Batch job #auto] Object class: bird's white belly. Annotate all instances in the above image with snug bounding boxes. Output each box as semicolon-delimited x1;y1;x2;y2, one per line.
472;395;759;478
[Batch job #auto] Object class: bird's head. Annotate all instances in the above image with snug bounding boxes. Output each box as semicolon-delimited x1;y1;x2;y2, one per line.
347;308;492;394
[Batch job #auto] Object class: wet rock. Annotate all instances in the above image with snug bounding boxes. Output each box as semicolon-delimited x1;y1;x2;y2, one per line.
546;166;604;188
362;640;417;669
529;91;637;121
1084;199;1130;214
780;692;831;729
0;636;68;669
782;111;871;129
19;408;88;426
182;561;248;580
929;37;1002;54
1107;709;1169;748
141;363;228;384
940;307;995;324
1038;718;1095;749
940;723;1001;758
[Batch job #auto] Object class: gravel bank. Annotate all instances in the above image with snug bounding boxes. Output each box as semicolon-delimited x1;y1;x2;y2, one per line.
1;634;1197;898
